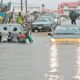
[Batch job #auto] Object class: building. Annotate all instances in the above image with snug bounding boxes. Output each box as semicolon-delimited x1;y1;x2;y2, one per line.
58;2;80;16
11;3;41;14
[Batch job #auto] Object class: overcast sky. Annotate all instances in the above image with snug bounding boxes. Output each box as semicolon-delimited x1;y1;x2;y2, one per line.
3;0;78;10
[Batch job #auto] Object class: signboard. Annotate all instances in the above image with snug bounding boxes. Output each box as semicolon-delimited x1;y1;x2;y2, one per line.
0;12;5;23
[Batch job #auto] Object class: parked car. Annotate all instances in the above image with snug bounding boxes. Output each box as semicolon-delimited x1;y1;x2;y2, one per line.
0;24;26;42
48;25;80;43
32;16;56;32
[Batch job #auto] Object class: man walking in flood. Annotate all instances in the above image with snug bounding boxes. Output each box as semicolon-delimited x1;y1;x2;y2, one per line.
16;12;24;25
69;10;78;25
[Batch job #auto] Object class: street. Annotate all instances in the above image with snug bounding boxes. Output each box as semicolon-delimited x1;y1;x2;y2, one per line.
0;20;80;80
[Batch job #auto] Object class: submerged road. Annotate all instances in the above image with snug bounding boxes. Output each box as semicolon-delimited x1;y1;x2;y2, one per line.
0;19;80;80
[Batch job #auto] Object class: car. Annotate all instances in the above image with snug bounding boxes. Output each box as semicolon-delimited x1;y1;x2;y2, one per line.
0;24;26;42
43;13;61;25
48;25;80;42
32;16;56;32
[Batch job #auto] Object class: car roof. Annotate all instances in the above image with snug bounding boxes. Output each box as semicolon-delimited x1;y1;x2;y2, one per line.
0;24;24;32
0;23;22;26
55;25;80;34
0;24;23;28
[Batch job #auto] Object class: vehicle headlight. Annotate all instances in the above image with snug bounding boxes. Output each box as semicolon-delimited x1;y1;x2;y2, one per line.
51;38;55;42
78;39;80;42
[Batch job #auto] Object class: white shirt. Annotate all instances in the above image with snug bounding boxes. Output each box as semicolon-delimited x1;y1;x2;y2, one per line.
2;30;8;42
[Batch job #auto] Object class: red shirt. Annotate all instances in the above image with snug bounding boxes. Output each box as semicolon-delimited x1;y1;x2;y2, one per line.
19;34;26;39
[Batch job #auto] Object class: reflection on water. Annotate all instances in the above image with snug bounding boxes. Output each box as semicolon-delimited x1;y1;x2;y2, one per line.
48;43;80;80
75;47;80;80
48;44;63;80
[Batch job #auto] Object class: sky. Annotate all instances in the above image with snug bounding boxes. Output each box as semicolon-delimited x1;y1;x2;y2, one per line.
3;0;78;10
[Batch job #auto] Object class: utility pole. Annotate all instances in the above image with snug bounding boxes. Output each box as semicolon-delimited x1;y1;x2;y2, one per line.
21;0;23;11
25;0;27;23
25;0;27;13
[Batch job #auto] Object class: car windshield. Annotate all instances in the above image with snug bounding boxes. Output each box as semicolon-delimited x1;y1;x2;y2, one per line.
55;26;80;34
44;14;57;19
36;17;50;22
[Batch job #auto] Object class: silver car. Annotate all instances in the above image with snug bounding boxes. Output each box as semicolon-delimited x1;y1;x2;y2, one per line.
48;25;80;43
0;24;26;42
32;16;56;32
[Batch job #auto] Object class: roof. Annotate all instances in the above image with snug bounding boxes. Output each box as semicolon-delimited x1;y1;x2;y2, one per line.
59;2;80;8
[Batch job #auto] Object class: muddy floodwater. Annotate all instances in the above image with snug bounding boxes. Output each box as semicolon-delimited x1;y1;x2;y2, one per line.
0;32;80;80
1;19;80;80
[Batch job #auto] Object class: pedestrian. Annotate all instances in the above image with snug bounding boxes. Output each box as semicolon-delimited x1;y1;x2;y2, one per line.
0;32;2;42
7;32;13;42
2;27;8;42
12;27;19;42
69;10;78;25
16;12;24;25
25;23;33;43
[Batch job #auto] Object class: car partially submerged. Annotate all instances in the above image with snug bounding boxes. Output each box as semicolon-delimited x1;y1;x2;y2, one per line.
0;24;26;42
32;16;56;32
49;25;80;42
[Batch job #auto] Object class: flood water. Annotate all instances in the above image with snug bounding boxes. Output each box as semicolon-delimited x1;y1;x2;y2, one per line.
0;32;80;80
